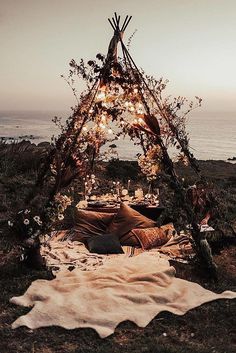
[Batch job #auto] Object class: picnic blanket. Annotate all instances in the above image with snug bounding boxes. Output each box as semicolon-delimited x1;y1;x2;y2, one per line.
40;238;144;273
10;252;236;338
39;230;193;273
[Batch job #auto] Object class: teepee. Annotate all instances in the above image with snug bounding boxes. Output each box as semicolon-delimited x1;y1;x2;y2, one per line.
21;13;216;273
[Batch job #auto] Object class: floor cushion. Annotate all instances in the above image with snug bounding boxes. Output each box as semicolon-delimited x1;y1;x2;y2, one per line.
87;234;124;254
70;209;116;243
131;223;176;250
106;203;156;245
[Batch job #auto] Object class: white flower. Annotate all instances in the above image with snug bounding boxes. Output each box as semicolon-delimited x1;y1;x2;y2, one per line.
23;219;30;225
33;216;42;226
24;209;31;214
8;220;13;227
58;214;64;221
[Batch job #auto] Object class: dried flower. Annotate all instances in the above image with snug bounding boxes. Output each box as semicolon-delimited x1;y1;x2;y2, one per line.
138;145;162;180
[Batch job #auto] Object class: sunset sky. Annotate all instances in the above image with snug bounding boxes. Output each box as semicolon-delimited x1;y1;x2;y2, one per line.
0;0;235;112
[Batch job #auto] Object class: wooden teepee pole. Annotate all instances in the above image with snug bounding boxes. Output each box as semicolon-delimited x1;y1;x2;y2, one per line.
120;39;217;275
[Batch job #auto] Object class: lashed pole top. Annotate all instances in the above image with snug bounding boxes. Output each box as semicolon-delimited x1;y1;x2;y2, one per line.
107;13;132;63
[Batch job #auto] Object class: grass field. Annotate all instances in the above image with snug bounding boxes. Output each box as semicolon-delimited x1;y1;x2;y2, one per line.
0;143;235;353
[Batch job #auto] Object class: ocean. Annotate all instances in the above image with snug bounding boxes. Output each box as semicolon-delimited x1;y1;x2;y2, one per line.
0;110;235;161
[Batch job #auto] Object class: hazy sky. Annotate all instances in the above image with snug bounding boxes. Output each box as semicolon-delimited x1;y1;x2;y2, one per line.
0;0;236;112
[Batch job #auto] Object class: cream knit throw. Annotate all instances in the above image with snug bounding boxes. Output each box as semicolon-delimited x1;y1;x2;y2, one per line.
10;252;236;338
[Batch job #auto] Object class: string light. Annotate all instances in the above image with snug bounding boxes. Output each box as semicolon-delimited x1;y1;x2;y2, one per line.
96;91;106;101
99;123;106;129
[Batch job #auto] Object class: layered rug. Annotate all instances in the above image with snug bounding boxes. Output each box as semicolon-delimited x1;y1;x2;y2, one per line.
38;230;194;273
10;252;236;338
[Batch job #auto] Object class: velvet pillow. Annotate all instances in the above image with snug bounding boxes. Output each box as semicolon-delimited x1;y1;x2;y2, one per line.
87;234;124;254
131;223;176;250
70;209;116;243
118;231;141;247
106;203;156;244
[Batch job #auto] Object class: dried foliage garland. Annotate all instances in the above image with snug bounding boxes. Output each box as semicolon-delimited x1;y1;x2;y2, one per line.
10;14;229;275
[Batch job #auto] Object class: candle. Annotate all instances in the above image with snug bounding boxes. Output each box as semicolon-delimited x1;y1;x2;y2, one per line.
135;188;143;200
127;179;130;191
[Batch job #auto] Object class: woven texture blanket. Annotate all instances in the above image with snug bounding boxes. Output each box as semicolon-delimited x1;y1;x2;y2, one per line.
39;231;193;273
10;252;236;338
40;238;144;273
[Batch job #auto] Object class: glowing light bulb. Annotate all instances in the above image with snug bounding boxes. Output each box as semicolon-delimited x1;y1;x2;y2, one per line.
108;128;113;134
82;126;88;131
97;91;106;101
130;106;135;112
89;109;94;114
99;123;106;129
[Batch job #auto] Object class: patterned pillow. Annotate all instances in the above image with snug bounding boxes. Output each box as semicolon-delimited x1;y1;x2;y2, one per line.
106;203;156;245
131;223;176;250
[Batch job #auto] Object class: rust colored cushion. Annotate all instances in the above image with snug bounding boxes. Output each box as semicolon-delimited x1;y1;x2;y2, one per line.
118;231;141;247
70;209;116;243
131;223;176;250
106;203;156;245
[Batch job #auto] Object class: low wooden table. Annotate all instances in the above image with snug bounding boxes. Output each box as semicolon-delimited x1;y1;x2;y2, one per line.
86;204;165;221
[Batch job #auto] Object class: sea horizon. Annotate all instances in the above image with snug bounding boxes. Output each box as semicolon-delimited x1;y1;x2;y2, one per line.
0;109;235;162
